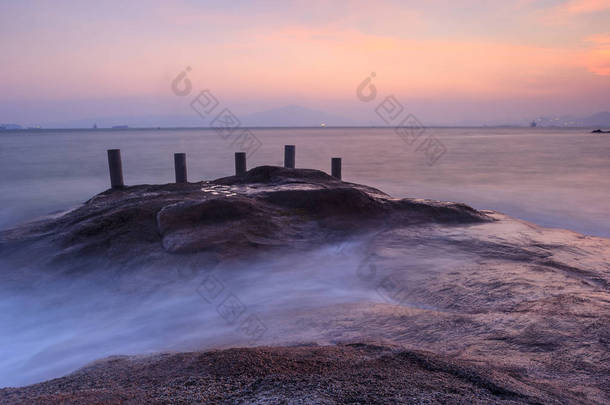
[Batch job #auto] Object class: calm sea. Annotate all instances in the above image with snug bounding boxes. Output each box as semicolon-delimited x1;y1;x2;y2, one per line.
1;127;609;237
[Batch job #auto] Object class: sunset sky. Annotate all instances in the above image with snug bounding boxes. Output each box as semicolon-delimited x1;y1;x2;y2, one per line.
1;0;609;126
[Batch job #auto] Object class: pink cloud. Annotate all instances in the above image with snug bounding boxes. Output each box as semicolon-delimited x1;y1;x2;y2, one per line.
558;0;610;14
584;34;610;75
537;0;610;24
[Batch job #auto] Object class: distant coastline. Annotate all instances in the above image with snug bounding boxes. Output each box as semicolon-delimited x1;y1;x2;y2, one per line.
3;111;608;131
1;125;609;133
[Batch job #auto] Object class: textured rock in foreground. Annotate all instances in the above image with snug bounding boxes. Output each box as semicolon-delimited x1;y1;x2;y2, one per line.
0;343;563;405
0;166;489;268
1;166;608;404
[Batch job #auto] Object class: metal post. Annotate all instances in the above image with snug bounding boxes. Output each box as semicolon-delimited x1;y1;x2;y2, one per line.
235;152;246;175
107;149;124;188
284;145;295;168
174;153;187;183
331;157;342;179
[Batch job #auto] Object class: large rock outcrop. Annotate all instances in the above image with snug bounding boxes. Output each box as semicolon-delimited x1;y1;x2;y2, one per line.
1;166;608;404
0;166;489;268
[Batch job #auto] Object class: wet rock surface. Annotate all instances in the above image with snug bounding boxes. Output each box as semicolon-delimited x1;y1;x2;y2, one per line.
1;166;608;404
0;166;489;268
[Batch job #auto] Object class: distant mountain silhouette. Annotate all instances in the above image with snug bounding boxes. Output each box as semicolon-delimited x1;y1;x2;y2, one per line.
580;111;610;127
38;106;355;128
0;123;23;130
28;109;610;129
240;105;354;127
532;111;610;127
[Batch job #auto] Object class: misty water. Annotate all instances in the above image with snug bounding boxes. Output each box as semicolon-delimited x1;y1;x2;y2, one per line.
1;127;609;388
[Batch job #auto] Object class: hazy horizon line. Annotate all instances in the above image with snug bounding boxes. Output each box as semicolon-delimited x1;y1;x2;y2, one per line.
1;125;605;132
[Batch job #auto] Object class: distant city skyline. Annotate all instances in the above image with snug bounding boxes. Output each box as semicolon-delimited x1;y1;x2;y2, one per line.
1;1;609;127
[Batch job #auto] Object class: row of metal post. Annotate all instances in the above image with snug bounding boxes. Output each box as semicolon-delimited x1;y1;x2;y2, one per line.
107;146;342;189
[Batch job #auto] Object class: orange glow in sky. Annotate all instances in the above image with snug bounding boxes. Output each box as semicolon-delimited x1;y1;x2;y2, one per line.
0;0;608;125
